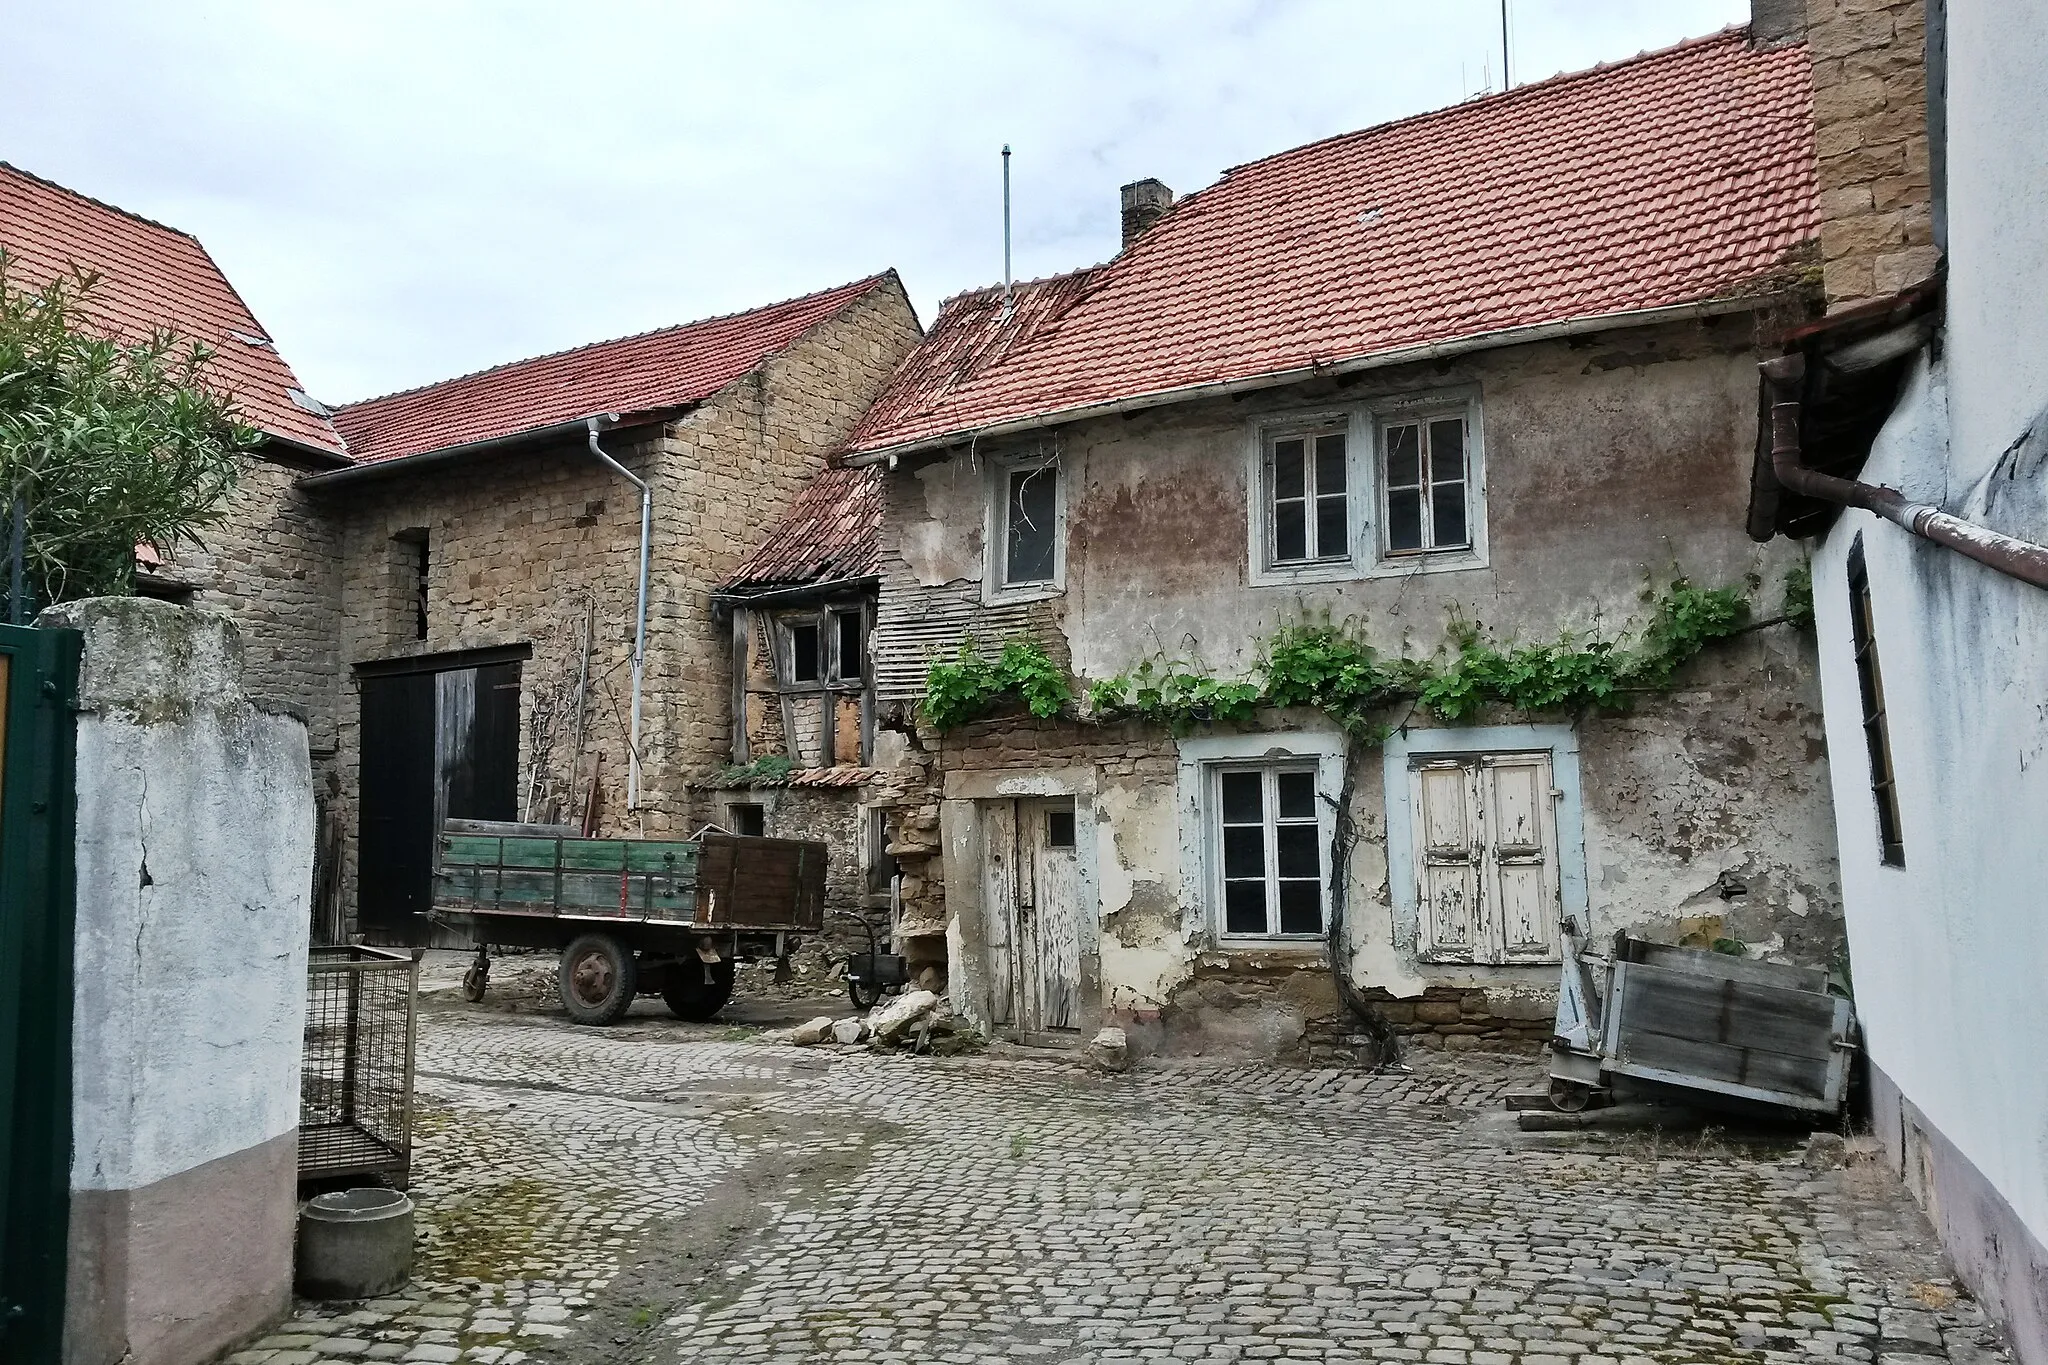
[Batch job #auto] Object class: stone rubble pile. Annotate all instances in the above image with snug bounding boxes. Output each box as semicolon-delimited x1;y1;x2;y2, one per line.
775;989;954;1051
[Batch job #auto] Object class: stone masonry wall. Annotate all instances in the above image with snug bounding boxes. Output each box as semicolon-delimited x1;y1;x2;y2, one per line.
160;446;344;752
323;280;922;933
1808;0;1939;306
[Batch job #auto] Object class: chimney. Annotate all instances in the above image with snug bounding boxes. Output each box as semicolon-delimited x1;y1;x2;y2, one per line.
1749;0;1806;48
1119;178;1174;249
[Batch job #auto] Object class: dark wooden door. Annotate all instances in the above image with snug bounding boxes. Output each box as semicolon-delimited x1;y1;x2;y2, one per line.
360;661;522;944
358;671;436;942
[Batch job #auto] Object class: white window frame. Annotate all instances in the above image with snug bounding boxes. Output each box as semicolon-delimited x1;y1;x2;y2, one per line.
1177;731;1345;946
985;453;1066;603
1244;387;1488;586
1382;723;1589;966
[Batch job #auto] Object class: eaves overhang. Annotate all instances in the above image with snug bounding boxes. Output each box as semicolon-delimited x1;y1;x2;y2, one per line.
299;406;688;491
841;293;1796;467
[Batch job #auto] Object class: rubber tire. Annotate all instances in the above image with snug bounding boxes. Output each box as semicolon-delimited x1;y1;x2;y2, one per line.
847;977;882;1011
559;934;638;1025
663;958;737;1022
461;962;488;1003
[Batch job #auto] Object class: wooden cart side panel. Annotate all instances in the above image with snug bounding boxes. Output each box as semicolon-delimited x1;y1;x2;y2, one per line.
693;836;827;931
1606;959;1850;1107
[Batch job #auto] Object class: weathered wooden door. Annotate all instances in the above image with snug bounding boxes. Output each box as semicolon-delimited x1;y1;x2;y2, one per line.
1412;752;1562;963
981;798;1082;1034
358;658;520;945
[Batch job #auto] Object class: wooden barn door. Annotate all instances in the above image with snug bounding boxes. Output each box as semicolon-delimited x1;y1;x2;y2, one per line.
982;797;1082;1036
358;657;521;945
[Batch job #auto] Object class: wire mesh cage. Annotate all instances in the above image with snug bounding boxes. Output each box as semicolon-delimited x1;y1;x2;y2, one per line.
300;945;419;1188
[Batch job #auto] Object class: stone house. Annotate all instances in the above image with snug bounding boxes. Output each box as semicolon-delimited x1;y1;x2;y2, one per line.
305;275;923;943
1748;0;2048;1356
838;23;1844;1056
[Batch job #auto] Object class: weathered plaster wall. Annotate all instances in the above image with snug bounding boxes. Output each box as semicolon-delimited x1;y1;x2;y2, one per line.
873;318;1840;1053
48;597;313;1365
322;282;922;928
1798;5;2048;1335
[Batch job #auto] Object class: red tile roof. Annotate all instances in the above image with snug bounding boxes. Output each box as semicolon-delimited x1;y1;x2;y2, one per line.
0;162;347;456
845;28;1817;457
335;274;898;465
719;463;883;594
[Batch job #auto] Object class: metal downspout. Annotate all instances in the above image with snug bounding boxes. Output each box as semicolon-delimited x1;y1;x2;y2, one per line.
1762;354;2048;589
586;416;653;810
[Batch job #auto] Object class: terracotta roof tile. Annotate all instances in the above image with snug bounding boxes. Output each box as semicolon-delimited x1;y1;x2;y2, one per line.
719;463;883;594
845;28;1817;456
335;274;896;465
0;162;347;456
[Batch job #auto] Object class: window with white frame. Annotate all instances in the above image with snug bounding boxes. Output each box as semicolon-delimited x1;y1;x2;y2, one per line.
1215;765;1326;937
1246;392;1484;585
1379;410;1472;556
1264;425;1351;568
989;456;1062;596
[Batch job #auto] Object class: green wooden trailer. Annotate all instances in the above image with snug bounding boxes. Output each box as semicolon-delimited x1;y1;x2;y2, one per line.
431;818;827;1024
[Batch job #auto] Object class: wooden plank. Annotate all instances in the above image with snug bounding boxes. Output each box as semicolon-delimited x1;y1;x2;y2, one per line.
444;817;577;837
1614;1029;1832;1102
496;837;562;869
1622;937;1828;994
624;842;696;873
437;835;504;868
1613;962;1840;1059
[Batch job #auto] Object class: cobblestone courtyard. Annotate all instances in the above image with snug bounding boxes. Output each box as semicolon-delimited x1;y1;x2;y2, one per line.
236;991;2011;1365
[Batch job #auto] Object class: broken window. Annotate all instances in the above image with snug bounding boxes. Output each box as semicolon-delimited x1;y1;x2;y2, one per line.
994;458;1061;592
1214;765;1325;937
728;803;766;837
1847;544;1905;866
1380;413;1471;555
865;806;900;895
785;620;820;684
1266;427;1350;565
830;608;865;682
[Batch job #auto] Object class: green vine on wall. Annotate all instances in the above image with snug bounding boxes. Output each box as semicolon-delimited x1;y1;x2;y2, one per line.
924;579;1761;739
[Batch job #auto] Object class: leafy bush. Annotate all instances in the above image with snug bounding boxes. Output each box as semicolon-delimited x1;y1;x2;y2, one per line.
922;637;1074;729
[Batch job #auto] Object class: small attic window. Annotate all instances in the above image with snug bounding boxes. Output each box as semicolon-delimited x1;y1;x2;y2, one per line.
228;329;274;348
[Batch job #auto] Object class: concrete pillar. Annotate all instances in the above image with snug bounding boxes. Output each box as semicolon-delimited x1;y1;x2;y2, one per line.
42;598;314;1365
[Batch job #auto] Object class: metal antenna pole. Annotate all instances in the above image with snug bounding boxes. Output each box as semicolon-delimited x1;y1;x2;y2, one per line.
1500;0;1511;89
1001;144;1014;317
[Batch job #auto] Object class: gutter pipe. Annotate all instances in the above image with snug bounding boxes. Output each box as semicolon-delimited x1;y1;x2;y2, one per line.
842;293;1781;467
584;416;654;810
1763;353;2048;589
299;416;622;490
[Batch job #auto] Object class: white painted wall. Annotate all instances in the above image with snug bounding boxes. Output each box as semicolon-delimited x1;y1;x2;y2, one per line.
1806;0;2048;1250
56;597;314;1193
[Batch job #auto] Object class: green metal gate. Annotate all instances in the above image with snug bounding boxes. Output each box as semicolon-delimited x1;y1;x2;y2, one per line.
0;621;80;1359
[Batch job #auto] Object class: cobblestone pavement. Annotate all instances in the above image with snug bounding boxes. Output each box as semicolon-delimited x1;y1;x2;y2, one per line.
233;1006;2012;1365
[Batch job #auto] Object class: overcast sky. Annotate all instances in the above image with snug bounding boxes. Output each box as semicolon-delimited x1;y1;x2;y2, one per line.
6;1;1747;406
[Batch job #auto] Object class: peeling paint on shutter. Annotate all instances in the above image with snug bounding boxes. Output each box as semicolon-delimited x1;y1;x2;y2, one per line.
1412;750;1562;964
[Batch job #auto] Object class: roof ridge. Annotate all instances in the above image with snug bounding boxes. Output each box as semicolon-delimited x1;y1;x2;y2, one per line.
935;265;1104;312
0;160;202;244
1216;24;1761;182
336;270;895;412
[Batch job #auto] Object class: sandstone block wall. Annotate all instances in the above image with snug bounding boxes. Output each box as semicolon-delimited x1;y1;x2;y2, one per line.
1808;0;1939;305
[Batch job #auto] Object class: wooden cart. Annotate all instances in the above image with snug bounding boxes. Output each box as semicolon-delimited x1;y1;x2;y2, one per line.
1549;920;1857;1115
431;818;826;1025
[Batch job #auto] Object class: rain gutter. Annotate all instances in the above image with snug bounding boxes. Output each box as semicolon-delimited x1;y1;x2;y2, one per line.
841;294;1782;467
1762;353;2048;589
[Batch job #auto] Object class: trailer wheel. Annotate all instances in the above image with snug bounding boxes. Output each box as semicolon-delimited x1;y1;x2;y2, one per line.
663;958;736;1022
560;934;638;1025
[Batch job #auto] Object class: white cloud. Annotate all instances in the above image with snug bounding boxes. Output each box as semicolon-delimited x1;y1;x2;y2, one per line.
3;0;1747;402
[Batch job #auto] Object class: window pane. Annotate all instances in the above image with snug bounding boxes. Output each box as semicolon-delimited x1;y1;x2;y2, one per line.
1387;488;1423;551
1221;826;1265;879
1275;770;1316;818
1224;881;1269;935
1314;434;1346;493
1272;438;1306;497
1277;880;1322;934
1428;418;1466;483
789;622;820;681
1219;771;1263;823
1046;809;1076;848
1384;424;1421;486
1276;823;1319;879
1274;502;1307;563
834;610;864;680
1431;482;1468;549
1006;466;1058;584
1315;496;1347;558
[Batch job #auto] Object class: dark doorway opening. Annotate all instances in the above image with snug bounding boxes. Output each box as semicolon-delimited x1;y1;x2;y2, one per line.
357;652;523;945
